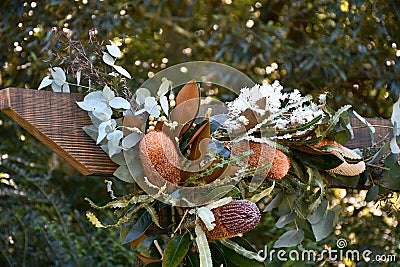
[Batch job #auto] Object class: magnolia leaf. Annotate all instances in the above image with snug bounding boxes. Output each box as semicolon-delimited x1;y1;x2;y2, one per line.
102;85;115;101
162;233;190;267
50;67;66;86
307;199;328;225
51;82;62;92
170;81;200;137
135;88;151;104
38;76;53;90
273;229;304;248
160;95;169;116
365;185;379;202
189;121;210;161
123;114;145;136
194;224;212;267
122;132;142;149
113;65;132;79
110;97;131;110
97;119;116;144
106;41;122;58
292;148;343;170
62;83;70;93
209;244;227;267
122;211;153;244
219;239;265;262
76;70;81;86
107;130;123;157
103;52;115;66
158;79;170;97
113;165;135;183
389;137;400;154
275;211;297;228
197;207;215;231
311;211;335;242
391;97;400;136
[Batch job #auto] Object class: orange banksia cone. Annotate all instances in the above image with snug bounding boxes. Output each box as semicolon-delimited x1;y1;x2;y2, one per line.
139;131;182;185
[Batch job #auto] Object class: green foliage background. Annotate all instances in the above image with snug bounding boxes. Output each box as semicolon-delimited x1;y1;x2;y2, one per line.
1;0;399;266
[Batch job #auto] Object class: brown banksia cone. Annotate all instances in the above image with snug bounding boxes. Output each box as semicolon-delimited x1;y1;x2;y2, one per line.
314;138;365;176
138;130;182;185
231;141;290;180
200;200;261;240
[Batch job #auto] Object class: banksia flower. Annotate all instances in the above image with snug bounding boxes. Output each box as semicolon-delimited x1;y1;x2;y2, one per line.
139;131;182;185
314;138;365;176
201;200;261;240
231;141;290;180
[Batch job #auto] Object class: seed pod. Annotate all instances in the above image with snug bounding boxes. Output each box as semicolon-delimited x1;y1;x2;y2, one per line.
139;131;182;185
314;138;365;176
200;200;261;240
231;141;290;180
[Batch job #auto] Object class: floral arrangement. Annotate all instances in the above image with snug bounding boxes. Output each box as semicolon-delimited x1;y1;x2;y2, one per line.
38;35;400;266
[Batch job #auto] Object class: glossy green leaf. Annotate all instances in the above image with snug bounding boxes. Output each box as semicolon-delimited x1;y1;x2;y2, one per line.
215;241;265;267
162;233;190;267
185;250;200;267
291;148;343;170
122;211;153;244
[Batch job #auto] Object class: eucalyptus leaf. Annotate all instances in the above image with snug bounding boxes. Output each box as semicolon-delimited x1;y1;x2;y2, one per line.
62;83;70;93
50;67;66;86
102;85;115;101
122;211;153;244
76;70;81;86
160;95;169;116
113;65;132;79
389;137;400;154
275;211;297;228
93;105;113;121
107;130;123;157
97;119;116;144
38;76;53;90
122;132;142;149
113;165;135;183
106;41;122;58
391;97;400;136
307;199;328;225
367;142;390;164
109;97;131;110
103;52;115;66
311;211;335;242
365;185;380;202
135;88;151;104
263;192;283;212
51;82;62;92
273;229;304;248
162;233;190;267
158;79;170;96
82;125;98;141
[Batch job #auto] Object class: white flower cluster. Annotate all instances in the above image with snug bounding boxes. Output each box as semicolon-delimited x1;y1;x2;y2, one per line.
224;80;324;133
